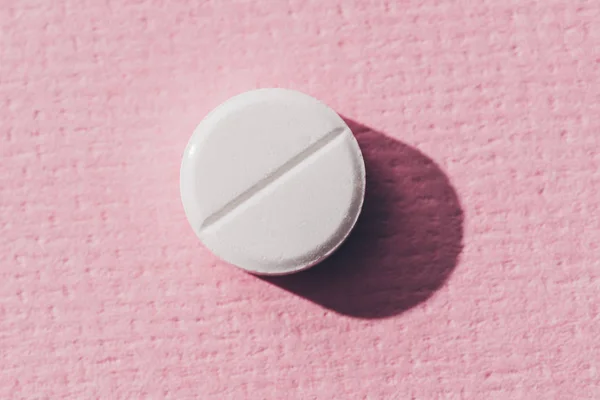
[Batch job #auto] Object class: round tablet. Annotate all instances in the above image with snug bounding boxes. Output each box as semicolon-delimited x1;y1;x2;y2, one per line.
180;88;366;275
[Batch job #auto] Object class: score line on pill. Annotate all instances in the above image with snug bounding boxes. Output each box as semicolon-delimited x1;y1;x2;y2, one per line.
180;88;366;275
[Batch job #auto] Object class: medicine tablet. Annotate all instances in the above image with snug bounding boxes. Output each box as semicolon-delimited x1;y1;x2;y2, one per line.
180;88;366;275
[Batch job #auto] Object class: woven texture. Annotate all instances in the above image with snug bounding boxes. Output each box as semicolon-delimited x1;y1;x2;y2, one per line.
1;0;599;398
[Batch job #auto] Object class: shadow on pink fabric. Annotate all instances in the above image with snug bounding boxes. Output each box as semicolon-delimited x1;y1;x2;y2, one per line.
264;119;464;318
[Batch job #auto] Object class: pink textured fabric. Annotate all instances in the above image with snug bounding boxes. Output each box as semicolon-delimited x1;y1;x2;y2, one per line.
1;0;599;398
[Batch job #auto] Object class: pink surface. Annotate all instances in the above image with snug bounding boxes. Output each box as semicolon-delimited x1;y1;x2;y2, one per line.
1;0;599;398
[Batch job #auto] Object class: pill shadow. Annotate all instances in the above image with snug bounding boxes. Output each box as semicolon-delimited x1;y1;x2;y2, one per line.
261;118;464;319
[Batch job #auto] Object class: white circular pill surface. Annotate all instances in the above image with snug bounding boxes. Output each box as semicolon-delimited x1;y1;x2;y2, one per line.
180;88;366;275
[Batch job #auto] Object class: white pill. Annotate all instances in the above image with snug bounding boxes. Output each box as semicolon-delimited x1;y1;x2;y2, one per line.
180;88;366;275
